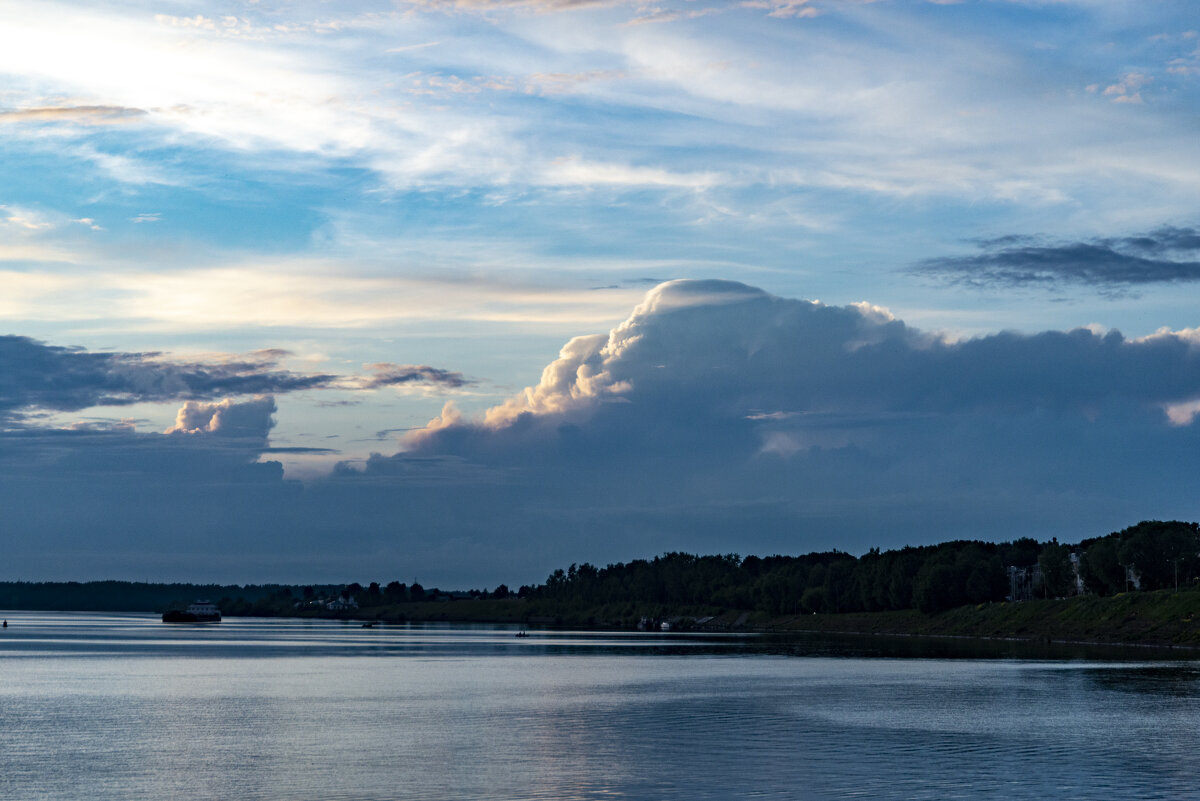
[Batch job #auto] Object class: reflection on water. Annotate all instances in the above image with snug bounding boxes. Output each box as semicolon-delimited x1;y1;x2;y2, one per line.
1;612;1198;800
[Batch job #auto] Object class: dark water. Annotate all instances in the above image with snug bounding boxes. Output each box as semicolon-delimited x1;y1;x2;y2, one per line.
2;613;1199;800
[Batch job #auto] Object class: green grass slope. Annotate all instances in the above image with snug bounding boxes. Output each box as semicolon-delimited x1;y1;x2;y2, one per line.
772;590;1200;647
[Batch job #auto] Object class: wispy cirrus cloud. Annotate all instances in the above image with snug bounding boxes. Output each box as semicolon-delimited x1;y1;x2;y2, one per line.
400;69;625;97
538;156;723;188
911;226;1200;291
738;0;819;19
0;261;650;329
526;69;628;94
403;0;624;13
0;104;148;125
622;7;721;26
3;0;1198;210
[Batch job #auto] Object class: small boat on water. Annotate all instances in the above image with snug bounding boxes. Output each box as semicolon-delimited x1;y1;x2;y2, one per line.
162;601;221;623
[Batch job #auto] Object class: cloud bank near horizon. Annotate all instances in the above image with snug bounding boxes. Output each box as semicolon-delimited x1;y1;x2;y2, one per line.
5;280;1200;586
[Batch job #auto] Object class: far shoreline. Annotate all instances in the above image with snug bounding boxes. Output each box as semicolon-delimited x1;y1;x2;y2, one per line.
207;588;1200;654
5;604;1198;658
7;585;1200;655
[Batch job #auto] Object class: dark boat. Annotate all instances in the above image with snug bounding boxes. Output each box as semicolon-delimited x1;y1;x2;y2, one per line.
162;601;221;623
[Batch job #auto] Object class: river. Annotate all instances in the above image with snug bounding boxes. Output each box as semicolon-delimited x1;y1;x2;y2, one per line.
1;612;1197;800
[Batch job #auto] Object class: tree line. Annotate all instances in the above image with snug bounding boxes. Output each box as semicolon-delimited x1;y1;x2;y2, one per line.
524;520;1200;615
1;520;1196;617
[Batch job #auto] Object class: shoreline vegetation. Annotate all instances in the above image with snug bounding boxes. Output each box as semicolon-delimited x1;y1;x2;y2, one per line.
6;520;1200;649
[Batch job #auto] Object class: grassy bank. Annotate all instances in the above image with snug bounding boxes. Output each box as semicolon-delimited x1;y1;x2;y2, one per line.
761;589;1200;647
333;589;1200;649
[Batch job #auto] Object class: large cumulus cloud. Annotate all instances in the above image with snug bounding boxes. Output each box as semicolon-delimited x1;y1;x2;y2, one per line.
403;278;1200;446
354;279;1200;578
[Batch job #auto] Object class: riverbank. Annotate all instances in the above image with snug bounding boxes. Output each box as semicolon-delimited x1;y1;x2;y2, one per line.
336;588;1200;649
759;589;1200;648
7;583;1200;650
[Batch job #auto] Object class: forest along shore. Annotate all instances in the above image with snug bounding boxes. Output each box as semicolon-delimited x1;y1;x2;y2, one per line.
6;520;1200;648
3;584;1200;649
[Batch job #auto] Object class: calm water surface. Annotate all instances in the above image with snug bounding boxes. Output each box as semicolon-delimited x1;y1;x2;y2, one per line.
2;612;1199;800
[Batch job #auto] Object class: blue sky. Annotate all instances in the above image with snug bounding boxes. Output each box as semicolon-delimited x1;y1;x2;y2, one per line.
2;0;1200;585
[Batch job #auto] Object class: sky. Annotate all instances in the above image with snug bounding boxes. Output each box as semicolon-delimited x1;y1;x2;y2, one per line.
2;0;1200;587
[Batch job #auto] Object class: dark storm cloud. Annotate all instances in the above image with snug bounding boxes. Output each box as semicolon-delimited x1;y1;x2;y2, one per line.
360;363;472;390
0;337;473;425
0;336;335;424
913;226;1200;289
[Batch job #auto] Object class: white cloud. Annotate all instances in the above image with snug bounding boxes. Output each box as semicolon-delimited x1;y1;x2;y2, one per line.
1164;399;1200;426
0;204;54;231
1102;72;1152;103
0;3;369;156
167;396;277;438
387;41;443;52
538;157;722;189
